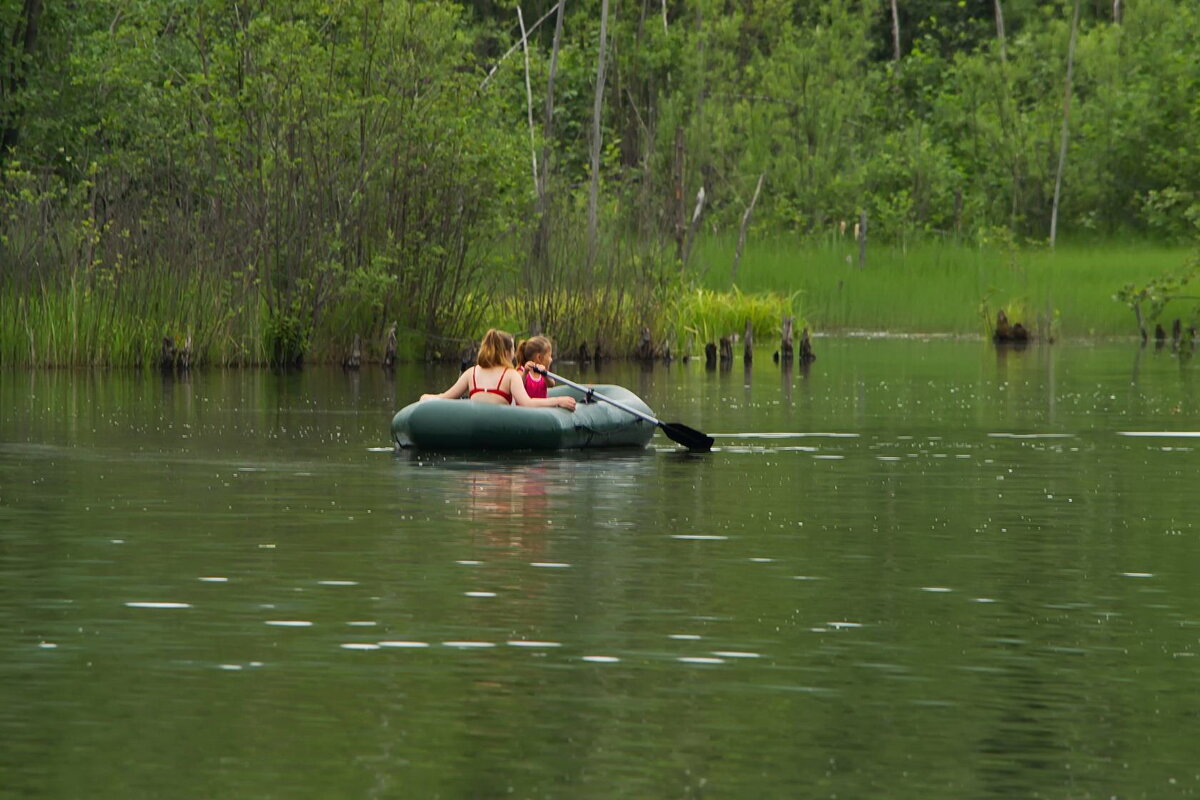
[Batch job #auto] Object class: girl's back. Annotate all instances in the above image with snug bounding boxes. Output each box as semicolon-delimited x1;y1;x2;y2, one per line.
468;365;514;404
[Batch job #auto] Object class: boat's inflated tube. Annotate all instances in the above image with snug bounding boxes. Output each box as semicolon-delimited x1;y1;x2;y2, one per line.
391;384;655;451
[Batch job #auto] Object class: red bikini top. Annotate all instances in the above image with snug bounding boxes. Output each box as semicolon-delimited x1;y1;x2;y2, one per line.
469;367;513;403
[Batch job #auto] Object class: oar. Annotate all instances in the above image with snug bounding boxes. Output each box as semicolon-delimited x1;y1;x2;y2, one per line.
536;368;714;452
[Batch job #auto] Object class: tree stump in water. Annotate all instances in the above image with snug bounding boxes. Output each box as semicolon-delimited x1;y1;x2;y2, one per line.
799;328;816;364
459;344;478;371
719;336;733;363
383;323;397;369
993;310;1029;344
343;335;362;370
160;337;176;371
780;316;794;363
743;320;753;363
636;327;655;361
577;341;591;365
705;342;717;368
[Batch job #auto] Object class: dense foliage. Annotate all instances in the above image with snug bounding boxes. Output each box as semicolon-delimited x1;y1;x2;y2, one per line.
2;0;1198;364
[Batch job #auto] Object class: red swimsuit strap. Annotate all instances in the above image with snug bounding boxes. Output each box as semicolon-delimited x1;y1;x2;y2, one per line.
469;367;512;401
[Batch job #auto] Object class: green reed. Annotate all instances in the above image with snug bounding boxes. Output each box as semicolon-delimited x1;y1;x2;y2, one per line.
689;234;1194;339
0;269;267;367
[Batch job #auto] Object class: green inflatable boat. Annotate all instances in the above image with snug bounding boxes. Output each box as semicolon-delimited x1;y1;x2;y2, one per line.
391;384;656;451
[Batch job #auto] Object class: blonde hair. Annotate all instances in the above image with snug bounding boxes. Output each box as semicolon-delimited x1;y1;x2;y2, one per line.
475;328;515;368
516;335;552;366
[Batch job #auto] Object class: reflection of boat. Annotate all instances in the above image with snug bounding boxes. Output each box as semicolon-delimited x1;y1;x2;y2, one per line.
391;384;655;451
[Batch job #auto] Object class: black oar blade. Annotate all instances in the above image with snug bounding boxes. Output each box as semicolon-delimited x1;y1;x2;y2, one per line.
661;422;714;453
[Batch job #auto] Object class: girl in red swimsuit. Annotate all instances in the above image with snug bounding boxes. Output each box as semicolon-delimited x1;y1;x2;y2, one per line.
419;329;576;411
516;336;556;399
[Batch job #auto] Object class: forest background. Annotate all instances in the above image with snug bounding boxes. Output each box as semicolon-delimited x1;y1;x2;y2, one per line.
2;0;1198;366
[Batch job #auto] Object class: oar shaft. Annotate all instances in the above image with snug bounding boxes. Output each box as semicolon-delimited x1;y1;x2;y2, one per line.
540;369;662;426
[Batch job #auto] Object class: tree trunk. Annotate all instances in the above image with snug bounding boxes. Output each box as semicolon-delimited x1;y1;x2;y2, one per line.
1049;0;1082;248
531;0;566;269
517;7;538;193
890;0;901;61
993;0;1008;63
681;186;706;270
587;0;611;265
1;0;44;160
857;210;868;268
731;173;765;282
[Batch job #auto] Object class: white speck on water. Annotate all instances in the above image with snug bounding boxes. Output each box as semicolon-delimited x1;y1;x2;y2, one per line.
507;640;562;648
198;577;228;583
581;655;620;663
749;557;774;563
346;621;377;627
1122;572;1154;578
671;534;728;540
813;455;844;460
378;641;430;648
530;562;571;568
712;651;761;659
456;560;483;566
265;620;312;627
125;602;192;609
974;597;998;603
669;634;702;640
318;580;358;586
443;641;495;648
340;643;381;651
258;544;276;549
38;642;57;649
678;656;725;664
111;539;125;544
921;587;953;593
1119;431;1200;438
988;433;1074;439
218;664;243;671
792;575;822;581
465;591;497;598
827;621;863;629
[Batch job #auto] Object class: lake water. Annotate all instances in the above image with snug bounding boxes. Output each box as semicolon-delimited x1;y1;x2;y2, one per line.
3;338;1200;798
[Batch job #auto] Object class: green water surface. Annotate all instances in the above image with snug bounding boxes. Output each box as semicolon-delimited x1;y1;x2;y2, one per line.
3;339;1200;798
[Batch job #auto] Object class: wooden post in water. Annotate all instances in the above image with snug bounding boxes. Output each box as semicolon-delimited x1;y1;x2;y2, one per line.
743;320;753;363
705;342;717;368
780;315;794;363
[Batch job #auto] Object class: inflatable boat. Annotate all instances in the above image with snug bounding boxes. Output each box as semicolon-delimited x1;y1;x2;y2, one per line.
391;384;656;451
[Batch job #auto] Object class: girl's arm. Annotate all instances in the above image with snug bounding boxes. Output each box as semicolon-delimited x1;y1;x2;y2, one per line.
420;369;471;401
509;371;575;411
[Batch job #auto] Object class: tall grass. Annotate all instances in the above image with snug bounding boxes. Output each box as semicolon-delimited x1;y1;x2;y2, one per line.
689;234;1195;338
0;269;265;367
